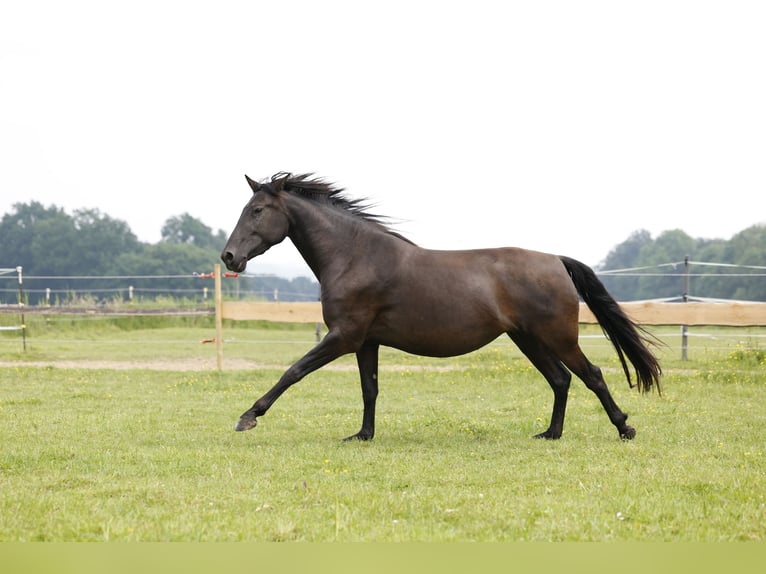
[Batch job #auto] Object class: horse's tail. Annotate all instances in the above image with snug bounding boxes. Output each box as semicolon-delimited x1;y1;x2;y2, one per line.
560;256;662;394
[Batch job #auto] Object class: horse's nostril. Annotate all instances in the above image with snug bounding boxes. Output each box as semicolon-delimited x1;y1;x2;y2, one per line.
222;251;233;264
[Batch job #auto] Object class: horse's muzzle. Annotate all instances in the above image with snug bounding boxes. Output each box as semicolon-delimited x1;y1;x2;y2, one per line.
221;250;247;273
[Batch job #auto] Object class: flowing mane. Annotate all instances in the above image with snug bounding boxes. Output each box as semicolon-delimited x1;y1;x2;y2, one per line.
266;172;415;244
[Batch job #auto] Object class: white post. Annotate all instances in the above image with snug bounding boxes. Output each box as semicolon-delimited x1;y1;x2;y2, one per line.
16;266;26;351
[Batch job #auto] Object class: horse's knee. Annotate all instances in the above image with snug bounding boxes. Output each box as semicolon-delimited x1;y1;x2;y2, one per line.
581;364;607;391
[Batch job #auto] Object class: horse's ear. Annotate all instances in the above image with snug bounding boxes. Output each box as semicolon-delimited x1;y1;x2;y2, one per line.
245;175;259;193
270;172;292;193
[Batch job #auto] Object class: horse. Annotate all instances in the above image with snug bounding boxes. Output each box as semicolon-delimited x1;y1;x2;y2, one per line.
221;172;661;441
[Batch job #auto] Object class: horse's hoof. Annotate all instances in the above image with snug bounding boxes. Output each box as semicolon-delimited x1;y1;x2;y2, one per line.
234;415;258;432
343;432;373;442
620;426;636;440
533;430;561;440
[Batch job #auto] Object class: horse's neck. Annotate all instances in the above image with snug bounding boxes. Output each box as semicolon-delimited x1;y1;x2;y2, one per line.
285;196;357;281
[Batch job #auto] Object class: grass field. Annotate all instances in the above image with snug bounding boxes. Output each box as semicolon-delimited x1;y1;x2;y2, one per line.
1;315;765;541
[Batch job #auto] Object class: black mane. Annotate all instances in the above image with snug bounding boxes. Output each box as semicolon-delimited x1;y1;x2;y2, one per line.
267;172;414;244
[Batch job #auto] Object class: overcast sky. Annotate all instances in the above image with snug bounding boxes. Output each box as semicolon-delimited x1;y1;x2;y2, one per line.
2;1;764;277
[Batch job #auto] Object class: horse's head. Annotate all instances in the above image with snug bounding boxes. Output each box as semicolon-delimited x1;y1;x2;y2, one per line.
221;174;291;273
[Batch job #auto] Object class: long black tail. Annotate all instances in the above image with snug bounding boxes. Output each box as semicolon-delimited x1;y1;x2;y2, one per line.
560;256;662;394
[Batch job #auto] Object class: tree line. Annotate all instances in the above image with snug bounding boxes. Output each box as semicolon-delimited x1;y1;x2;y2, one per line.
596;225;766;301
1;201;764;304
0;202;320;305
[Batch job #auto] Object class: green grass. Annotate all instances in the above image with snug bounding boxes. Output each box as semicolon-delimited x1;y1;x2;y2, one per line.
0;318;765;541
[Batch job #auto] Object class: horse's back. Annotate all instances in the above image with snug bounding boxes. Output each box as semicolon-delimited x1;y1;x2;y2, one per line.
407;246;577;308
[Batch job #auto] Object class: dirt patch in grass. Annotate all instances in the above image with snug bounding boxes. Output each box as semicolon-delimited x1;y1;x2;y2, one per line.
0;359;465;372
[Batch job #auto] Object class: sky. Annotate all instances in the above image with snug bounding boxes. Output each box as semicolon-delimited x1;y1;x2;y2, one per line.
2;1;764;278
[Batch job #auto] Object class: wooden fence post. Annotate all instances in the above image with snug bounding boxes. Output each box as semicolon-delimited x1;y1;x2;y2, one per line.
214;263;223;371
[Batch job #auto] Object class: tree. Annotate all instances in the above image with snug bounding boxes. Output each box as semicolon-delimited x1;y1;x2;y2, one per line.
161;213;225;251
0;203;139;276
112;242;220;299
598;229;652;300
635;230;696;299
597;224;766;301
71;209;140;274
599;229;652;271
0;202;69;270
0;203;142;303
726;225;766;300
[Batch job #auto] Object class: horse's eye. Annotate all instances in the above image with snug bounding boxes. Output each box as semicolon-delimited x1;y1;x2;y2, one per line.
253;207;264;215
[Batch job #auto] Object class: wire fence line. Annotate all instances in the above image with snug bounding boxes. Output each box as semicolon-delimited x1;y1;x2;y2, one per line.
0;260;763;308
0;268;321;304
597;260;766;274
5;260;764;279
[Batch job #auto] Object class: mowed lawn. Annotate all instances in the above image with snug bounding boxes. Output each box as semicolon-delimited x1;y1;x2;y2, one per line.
0;321;765;541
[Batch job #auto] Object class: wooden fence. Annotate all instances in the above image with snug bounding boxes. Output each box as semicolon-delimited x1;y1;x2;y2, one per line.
577;300;766;327
212;264;766;368
218;299;766;327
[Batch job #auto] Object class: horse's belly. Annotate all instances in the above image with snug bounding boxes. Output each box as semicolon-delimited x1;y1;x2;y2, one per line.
390;336;498;358
369;316;504;358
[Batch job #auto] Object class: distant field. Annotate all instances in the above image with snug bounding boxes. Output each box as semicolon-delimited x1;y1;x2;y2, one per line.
1;316;764;540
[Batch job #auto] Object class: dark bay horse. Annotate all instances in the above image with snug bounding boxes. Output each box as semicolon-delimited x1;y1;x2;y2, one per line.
221;172;661;441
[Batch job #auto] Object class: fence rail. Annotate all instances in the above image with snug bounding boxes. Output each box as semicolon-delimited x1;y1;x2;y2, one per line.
578;301;766;327
6;299;763;327
221;301;323;323
218;300;766;327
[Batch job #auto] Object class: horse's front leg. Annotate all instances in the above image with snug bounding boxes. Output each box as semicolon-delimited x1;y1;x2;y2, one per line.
344;343;379;441
235;328;353;432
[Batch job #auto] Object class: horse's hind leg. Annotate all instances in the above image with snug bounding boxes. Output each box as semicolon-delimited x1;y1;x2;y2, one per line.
508;333;572;439
560;348;635;440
